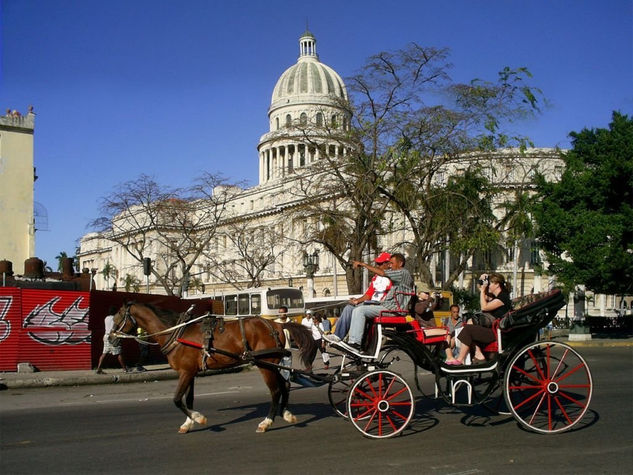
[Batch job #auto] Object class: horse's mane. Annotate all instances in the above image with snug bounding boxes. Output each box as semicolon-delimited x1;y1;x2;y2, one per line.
132;301;182;325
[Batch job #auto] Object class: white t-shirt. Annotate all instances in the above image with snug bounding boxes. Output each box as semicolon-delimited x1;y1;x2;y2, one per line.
103;315;114;342
371;275;391;301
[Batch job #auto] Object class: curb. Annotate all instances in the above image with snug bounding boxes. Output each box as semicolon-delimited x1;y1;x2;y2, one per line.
0;365;248;390
1;369;178;390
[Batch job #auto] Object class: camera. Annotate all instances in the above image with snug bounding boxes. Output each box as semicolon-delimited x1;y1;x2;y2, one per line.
478;276;489;286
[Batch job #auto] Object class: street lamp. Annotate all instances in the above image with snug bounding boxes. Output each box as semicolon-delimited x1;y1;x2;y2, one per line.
303;251;319;298
303;251;319;278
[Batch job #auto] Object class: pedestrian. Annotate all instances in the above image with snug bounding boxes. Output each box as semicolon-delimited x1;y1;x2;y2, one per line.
95;306;128;374
274;306;292;384
302;310;330;370
134;327;149;372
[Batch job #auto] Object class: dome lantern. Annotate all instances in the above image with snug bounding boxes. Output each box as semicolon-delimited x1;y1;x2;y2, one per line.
299;30;318;60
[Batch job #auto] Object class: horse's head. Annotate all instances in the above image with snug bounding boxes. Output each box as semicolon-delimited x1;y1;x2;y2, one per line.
110;303;138;343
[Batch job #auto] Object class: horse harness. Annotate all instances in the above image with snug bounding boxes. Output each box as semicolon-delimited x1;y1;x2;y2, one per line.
175;315;289;371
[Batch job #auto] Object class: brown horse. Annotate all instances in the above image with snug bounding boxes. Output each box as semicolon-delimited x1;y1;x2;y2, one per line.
111;302;317;433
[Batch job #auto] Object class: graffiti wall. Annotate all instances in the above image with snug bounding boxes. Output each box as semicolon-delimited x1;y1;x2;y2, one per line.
0;287;221;372
0;288;92;371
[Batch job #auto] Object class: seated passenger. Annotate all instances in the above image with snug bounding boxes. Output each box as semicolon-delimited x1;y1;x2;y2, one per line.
344;253;414;353
329;252;392;342
446;273;511;365
414;290;457;361
412;289;441;327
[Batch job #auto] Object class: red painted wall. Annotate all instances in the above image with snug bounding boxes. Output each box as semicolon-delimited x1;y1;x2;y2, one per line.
0;288;91;371
0;287;219;371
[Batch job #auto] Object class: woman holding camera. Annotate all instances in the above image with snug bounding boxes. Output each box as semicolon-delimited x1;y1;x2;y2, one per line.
476;273;512;325
445;273;511;365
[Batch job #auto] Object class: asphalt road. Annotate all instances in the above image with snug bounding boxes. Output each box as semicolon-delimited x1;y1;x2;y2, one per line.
1;346;631;475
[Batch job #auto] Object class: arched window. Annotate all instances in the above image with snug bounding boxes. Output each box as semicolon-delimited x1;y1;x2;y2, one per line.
331;114;338;128
300;113;307;126
316;112;323;126
275;117;279;130
285;114;292;127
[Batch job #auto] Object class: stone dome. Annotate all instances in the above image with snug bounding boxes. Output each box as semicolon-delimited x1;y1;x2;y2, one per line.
269;31;348;114
257;31;352;186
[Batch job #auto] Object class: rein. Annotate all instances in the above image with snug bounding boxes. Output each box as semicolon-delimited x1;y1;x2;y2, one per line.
111;308;211;341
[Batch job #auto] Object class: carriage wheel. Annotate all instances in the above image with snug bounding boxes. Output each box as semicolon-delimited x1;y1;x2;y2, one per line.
504;341;592;434
328;361;365;418
347;370;414;439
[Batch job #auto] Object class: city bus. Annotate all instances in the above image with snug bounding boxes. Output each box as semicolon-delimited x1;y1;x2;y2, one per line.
185;286;305;320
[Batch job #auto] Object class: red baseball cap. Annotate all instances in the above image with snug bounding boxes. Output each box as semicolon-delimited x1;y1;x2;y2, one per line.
375;252;391;264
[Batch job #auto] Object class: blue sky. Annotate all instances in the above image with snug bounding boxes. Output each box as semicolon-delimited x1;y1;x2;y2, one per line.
1;0;631;269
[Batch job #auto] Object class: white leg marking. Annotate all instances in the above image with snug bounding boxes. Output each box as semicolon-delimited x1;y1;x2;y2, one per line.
191;411;207;425
283;409;297;424
256;417;273;433
179;417;194;434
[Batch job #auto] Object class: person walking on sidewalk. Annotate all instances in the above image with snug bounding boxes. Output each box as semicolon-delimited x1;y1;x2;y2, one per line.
274;306;292;384
95;306;128;374
302;310;330;370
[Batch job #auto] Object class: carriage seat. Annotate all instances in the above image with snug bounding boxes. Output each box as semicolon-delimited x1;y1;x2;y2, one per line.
373;314;448;345
480;289;565;354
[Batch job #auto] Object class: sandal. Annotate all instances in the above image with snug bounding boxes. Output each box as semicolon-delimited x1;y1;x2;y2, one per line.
472;357;487;365
444;359;463;366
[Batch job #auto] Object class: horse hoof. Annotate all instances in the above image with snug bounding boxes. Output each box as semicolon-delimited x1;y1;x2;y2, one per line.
195;416;207;426
178;427;189;434
256;418;273;433
283;410;297;424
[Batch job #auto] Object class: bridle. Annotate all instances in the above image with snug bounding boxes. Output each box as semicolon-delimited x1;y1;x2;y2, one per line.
112;303;138;337
111;302;213;341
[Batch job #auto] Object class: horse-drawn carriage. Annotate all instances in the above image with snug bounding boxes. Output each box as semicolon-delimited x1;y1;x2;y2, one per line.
111;288;592;438
324;288;592;438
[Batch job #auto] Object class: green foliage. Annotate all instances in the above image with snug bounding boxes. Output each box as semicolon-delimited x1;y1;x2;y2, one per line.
449;285;479;312
55;251;68;272
123;274;141;293
533;112;633;294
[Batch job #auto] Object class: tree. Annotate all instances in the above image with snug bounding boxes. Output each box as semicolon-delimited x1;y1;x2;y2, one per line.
90;173;241;296
533;112;633;295
122;273;141;292
288;44;543;292
205;222;286;289
55;251;68;272
100;261;117;290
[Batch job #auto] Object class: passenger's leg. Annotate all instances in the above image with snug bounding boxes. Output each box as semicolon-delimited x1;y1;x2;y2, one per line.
348;305;382;346
334;304;355;339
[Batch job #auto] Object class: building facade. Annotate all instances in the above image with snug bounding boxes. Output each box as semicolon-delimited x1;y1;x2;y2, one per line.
79;31;623;317
0;108;37;271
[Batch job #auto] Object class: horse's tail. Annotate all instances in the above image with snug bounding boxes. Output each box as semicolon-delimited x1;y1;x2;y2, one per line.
282;322;318;368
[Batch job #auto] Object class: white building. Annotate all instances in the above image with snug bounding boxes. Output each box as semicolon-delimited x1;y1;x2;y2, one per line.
79;31;621;317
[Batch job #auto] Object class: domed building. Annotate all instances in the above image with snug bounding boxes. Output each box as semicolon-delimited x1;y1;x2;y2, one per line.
79;31;573;312
257;30;351;184
79;31;354;297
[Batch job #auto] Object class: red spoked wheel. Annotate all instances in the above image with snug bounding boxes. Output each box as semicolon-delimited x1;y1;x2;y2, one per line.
347;370;414;438
504;341;592;434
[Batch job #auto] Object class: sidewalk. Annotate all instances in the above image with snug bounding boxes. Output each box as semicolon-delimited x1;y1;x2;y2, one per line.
1;336;631;390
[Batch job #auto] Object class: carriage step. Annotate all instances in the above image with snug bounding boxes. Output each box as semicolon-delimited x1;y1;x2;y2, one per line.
440;361;498;374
